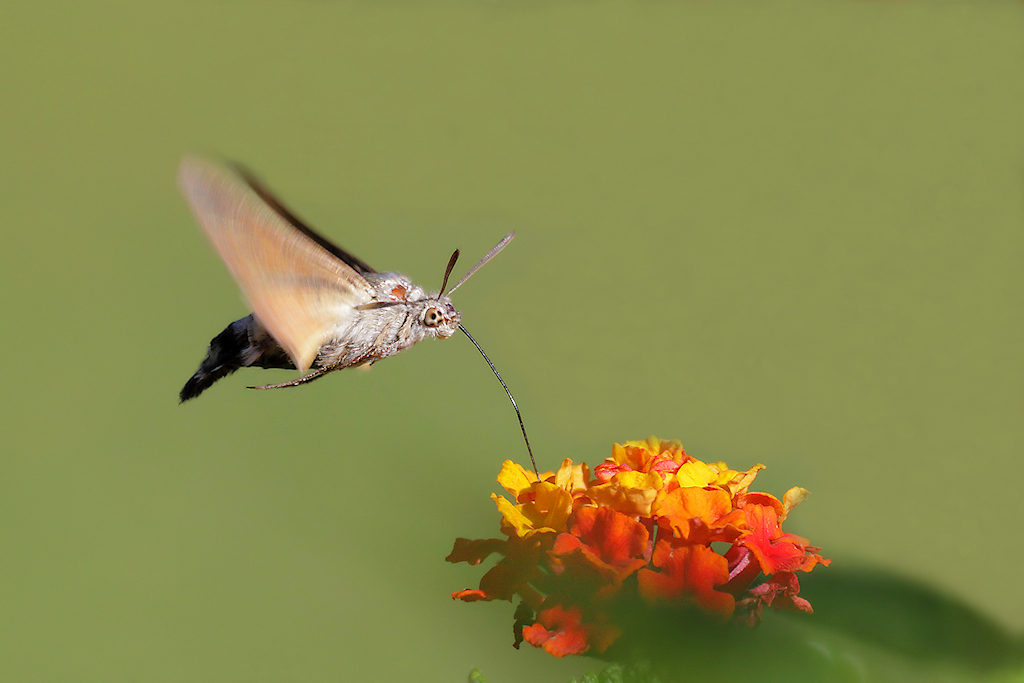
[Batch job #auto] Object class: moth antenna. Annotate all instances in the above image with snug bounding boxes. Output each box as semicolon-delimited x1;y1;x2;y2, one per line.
439;249;460;296
447;233;515;296
458;324;538;477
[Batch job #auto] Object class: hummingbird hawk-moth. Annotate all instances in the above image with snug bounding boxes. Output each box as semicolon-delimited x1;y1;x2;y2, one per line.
178;155;514;402
177;156;537;473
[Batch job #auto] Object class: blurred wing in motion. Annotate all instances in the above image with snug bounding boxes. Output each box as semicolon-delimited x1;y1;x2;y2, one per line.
231;162;377;275
178;156;374;371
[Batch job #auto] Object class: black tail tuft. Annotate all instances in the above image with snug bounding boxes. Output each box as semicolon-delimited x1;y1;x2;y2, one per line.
179;318;252;402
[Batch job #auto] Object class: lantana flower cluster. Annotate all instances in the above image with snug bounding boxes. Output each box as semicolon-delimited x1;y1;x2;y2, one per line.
447;438;829;657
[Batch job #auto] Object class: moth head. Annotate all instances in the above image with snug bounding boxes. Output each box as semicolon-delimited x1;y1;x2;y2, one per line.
426;234;513;339
421;297;460;338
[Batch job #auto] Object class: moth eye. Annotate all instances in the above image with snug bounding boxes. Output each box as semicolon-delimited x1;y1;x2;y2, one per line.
424;306;443;328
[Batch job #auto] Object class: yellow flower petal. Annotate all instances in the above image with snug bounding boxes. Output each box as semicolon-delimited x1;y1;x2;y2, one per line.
722;463;765;496
524;482;574;533
554;458;590;496
588;471;662;517
623;437;685;459
493;493;534;537
497;460;538;498
674;460;718;487
492;480;573;538
781;486;809;521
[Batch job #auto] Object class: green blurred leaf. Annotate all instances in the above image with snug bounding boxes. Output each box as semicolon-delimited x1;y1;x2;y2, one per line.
800;566;1022;670
573;565;1024;682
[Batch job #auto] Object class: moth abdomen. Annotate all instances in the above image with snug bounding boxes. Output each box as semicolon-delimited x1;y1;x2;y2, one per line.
179;315;294;402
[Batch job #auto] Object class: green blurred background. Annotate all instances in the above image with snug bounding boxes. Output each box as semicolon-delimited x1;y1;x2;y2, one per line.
1;1;1022;681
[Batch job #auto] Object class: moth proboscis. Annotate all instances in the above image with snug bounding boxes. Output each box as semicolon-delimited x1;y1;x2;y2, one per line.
178;156;536;474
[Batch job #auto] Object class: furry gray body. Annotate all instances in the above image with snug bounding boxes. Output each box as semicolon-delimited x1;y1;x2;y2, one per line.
180;272;460;401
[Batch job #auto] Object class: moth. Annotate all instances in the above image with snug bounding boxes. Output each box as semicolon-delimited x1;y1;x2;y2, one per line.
178;155;513;402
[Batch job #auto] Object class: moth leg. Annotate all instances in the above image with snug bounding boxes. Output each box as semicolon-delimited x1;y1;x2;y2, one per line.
248;365;337;391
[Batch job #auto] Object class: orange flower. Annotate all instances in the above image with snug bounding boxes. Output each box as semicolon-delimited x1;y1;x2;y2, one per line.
449;438;829;657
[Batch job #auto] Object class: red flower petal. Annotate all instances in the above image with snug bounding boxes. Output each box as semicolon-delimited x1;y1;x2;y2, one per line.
451;589;489;602
739;504;826;575
521;604;621;656
748;571;814;614
522;605;591;657
637;540;735;617
722;544;762;595
593;461;632;483
547;507;649;598
569;506;649;567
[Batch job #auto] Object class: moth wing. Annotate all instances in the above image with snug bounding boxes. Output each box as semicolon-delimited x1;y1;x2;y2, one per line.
179;156;374;372
232;163;377;275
